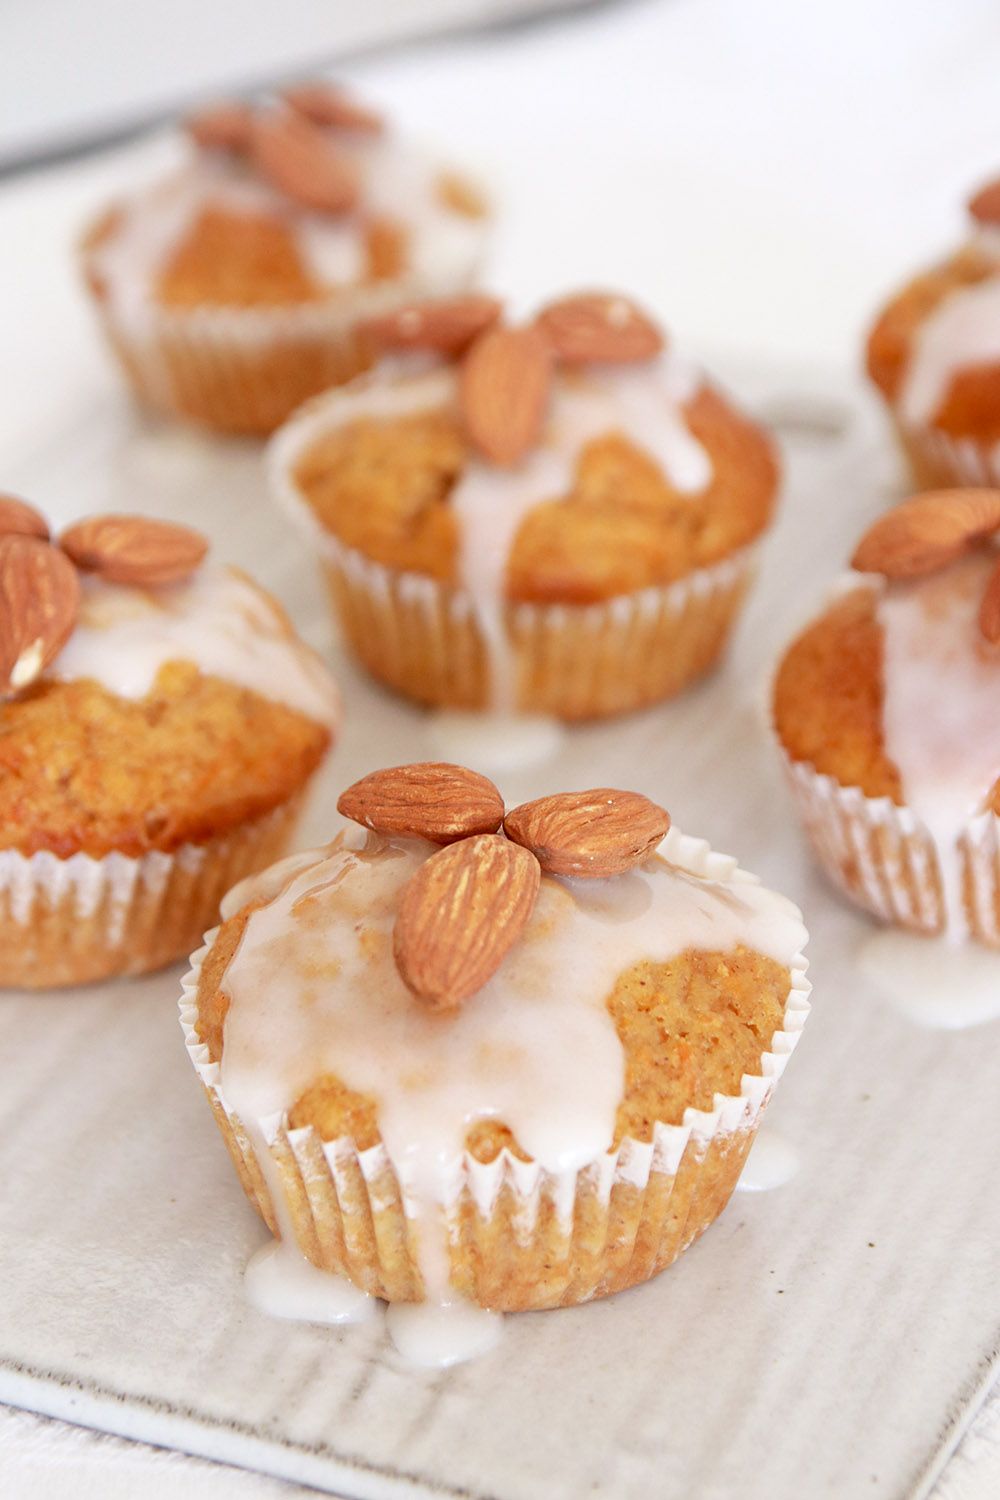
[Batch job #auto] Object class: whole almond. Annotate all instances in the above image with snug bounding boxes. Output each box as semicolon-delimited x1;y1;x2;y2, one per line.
393;834;541;1009
851;490;1000;578
504;789;670;878
0;494;49;541
252;111;360;214
460;325;553;465
969;178;1000;227
283;82;383;134
185;101;255;153
980;556;1000;643
359;295;503;356
60;515;208;586
536;292;665;364
338;763;505;843
0;536;80;696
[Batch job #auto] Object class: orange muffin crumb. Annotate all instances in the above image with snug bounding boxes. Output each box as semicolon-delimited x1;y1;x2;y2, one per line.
0;664;330;858
293;383;777;605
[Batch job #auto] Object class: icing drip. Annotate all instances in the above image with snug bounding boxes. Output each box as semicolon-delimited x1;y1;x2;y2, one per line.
218;825;805;1344
876;554;1000;939
859;927;1000;1029
91;134;486;336
246;1238;377;1325
734;1126;800;1192
899;274;1000;432
452;357;712;708
51;566;339;727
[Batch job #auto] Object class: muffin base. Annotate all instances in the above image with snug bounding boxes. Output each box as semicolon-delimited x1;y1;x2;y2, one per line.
319;537;756;720
180;833;810;1312
781;754;1000;944
1;796;305;989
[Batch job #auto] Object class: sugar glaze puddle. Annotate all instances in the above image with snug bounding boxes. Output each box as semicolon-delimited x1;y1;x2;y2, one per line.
859;927;1000;1029
734;1126;800;1192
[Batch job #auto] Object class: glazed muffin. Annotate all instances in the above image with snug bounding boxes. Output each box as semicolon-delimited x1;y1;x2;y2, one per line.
80;82;488;435
271;290;779;720
0;497;339;987
181;762;809;1317
866;175;1000;488
774;489;1000;943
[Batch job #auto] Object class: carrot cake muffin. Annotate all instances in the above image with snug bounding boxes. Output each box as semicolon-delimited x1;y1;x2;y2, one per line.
774;488;1000;943
0;497;339;987
867;175;1000;488
271;290;780;720
181;762;809;1332
80;82;488;435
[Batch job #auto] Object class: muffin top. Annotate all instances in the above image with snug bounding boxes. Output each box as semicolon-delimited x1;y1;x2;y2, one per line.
276;291;778;607
192;763;807;1185
0;501;338;857
81;82;487;327
866;178;1000;440
774;490;1000;829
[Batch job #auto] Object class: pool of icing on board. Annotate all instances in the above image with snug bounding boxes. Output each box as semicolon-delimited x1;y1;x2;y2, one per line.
216;825;806;1364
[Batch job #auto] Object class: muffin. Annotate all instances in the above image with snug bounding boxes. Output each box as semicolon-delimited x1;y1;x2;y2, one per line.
774;488;1000;943
180;762;809;1320
80;82;488;435
270;290;779;720
0;497;339;987
866;175;1000;488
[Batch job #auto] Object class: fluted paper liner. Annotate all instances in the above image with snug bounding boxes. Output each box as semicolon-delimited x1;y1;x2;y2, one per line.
781;752;1000;944
179;831;811;1312
83;259;484;437
270;389;760;719
1;796;305;989
894;417;1000;492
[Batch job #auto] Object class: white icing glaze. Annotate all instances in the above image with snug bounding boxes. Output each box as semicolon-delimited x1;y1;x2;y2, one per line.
51;566;339;727
734;1126;800;1192
876;554;1000;938
274;357;712;711
899;273;1000;431
424;709;565;772
859;926;1000;1029
218;823;806;1326
245;1238;377;1325
384;1301;502;1367
90;130;485;336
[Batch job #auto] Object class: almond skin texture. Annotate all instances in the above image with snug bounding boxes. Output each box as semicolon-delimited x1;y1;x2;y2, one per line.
60;515;208;586
0;494;49;541
504;789;671;878
460;325;553;466
393;833;541;1009
980;556;1000;643
252;111;360;214
338;763;505;843
535;292;665;364
359;296;503;356
851;490;1000;578
0;536;80;695
185;102;255;153
969;177;1000;227
283;82;383;134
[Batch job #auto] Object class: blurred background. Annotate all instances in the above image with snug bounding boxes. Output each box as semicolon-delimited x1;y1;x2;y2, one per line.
2;0;999;466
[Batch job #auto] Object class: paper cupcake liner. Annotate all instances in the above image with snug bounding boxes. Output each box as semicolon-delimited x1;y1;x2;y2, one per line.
894;417;1000;491
83;265;483;437
781;753;1000;944
0;795;305;990
179;831;810;1312
270;405;758;718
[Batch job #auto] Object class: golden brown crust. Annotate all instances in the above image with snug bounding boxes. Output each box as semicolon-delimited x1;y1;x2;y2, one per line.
0;666;329;858
157;208;323;308
196;906;790;1155
773;587;902;801
293;382;778;605
866;247;1000;440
